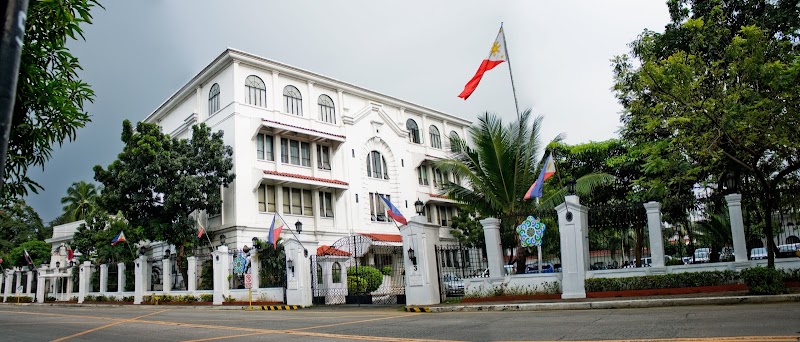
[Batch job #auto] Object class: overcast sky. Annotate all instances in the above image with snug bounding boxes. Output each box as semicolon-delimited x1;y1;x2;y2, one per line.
24;1;671;223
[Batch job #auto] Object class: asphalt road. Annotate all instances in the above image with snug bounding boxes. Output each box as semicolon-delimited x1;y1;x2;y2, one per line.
0;303;798;342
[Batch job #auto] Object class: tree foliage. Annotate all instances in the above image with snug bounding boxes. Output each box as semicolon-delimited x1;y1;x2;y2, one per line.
613;0;800;267
60;181;100;222
6;240;51;268
0;200;46;263
3;0;102;201
71;210;141;264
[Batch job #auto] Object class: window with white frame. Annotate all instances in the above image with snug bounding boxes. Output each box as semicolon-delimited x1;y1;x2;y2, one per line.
319;191;334;217
369;192;391;222
256;133;274;161
406;119;421;144
417;166;429;186
282;187;313;216
316;264;323;284
449;131;461;152
433;167;444;188
366;151;389;180
245;75;267;107
316;145;331;170
424;204;433;223
318;94;335;124
280;138;311;167
437;205;455;227
257;184;276;212
332;262;341;283
208;83;220;114
429;125;441;149
283;85;303;115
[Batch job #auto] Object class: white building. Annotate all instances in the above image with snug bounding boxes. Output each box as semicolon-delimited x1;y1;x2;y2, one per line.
144;48;471;251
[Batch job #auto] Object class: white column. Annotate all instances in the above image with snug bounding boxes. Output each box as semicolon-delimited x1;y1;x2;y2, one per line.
99;264;108;294
162;258;172;293
15;269;22;293
117;262;126;293
271;71;281;112
556;195;589;299
644;202;666;271
25;270;33;294
400;215;441;306
284;239;317;307
36;266;47;303
187;256;197;292
66;268;74;299
134;255;146;304
306;80;314;120
479;218;504;279
3;270;12;302
250;252;260;289
726;194;749;266
213;246;230;305
78;261;91;303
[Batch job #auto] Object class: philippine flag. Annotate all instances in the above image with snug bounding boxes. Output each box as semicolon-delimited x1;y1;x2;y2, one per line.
379;195;408;226
267;215;285;248
111;231;126;246
458;27;507;100
524;153;556;200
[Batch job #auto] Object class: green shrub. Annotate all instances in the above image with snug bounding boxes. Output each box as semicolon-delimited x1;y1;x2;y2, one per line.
179;295;198;303
585;270;740;292
200;294;214;302
742;267;786;295
122;296;134;302
781;268;800;282
84;295;96;302
665;258;684;266
380;266;393;276
14;296;34;303
347;266;383;294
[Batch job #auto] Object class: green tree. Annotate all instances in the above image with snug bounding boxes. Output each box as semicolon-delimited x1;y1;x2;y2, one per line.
71;210;141;264
3;0;102;201
7;240;51;268
0;200;45;261
94;120;234;283
60;181;100;222
436;110;612;273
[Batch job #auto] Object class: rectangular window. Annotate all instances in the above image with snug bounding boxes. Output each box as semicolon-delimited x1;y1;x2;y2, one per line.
281;138;289;163
257;184;276;212
319;191;334;217
317;145;331;170
291;188;301;214
373;254;392;269
282;186;314;216
417;166;429;186
438;206;453;227
433;168;444;188
280;138;311;167
302;189;312;215
290;140;300;165
301;142;310;167
425;204;433;223
369;192;390;222
257;134;274;161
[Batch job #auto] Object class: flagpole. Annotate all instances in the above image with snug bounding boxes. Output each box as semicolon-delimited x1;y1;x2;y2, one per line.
277;212;308;254
500;22;521;121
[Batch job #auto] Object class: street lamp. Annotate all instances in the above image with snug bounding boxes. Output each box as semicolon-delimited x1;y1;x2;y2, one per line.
414;199;425;215
407;247;417;270
567;179;577;196
251;236;259;251
219;234;226;247
295;220;303;234
164;249;171;260
55;261;60;269
287;258;294;275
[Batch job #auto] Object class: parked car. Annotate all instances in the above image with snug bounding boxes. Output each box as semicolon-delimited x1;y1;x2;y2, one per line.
750;247;768;260
442;273;464;295
693;248;710;263
777;243;800;258
525;262;554;274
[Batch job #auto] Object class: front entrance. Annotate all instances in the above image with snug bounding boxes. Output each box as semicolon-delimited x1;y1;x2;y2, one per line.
311;235;406;305
435;244;487;301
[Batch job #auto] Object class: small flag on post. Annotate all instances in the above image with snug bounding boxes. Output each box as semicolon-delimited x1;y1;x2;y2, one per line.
379;195;408;225
23;249;33;266
197;222;206;239
267;215;286;248
111;231;126;246
458;27;507;100
524;153;556;200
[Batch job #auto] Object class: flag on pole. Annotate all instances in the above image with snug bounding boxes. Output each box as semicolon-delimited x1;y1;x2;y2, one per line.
458;27;507;100
524;153;556;200
267;215;286;248
111;231;126;245
197;221;206;239
23;248;34;266
379;195;408;225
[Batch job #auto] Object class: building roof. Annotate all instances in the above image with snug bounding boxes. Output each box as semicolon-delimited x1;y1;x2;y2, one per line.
317;245;351;256
359;233;402;243
263;119;346;140
263;170;349;186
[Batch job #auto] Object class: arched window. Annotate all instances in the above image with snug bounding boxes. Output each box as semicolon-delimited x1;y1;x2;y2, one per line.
245;75;266;107
332;262;341;283
318;95;336;124
316;264;323;284
208;83;220;114
283;85;303;115
406;119;420;144
429;125;441;149
366;150;389;180
449;131;461;152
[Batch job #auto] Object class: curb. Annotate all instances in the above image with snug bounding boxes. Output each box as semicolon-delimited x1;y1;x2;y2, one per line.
245;305;301;311
427;294;800;313
404;307;431;313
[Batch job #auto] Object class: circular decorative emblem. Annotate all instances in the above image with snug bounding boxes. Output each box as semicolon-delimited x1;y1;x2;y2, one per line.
516;216;546;247
232;254;247;275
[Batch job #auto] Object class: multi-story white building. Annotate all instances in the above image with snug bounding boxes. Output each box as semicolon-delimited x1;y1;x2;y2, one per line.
144;48;471;251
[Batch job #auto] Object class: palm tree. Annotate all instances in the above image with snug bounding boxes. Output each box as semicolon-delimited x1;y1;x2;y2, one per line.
436;110;613;273
60;181;99;221
694;211;733;262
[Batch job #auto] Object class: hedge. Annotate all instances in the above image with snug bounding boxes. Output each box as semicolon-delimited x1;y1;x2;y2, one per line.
586;270;740;292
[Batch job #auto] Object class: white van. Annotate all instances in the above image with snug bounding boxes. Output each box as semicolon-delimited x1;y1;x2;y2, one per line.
693;248;710;263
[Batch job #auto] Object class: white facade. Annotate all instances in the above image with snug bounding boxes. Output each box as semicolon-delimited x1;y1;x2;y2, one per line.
144;48;471;251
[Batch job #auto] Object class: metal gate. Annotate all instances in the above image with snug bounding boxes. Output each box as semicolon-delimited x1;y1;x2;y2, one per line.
435;244;487;301
311;235;406;305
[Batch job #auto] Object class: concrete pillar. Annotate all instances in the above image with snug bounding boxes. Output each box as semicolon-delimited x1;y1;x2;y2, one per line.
100;264;108;294
644;202;666;271
36;266;47;303
25;270;33;294
162;258;172;293
187;256;197;292
134;255;146;304
117;262;126;293
479;217;504;279
213;246;230;305
78;261;90;303
66;268;74;299
284;239;317;307
250;252;260;289
725;194;749;266
3;270;12;302
14;269;21;293
556;195;589;299
400;216;441;306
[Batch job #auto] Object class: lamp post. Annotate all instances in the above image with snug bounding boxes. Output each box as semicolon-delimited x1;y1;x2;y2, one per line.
414;199;425;215
251;236;259;251
219;234;226;248
566;179;577;196
295;220;302;234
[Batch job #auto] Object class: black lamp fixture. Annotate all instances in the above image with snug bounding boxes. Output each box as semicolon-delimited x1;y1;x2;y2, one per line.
295;220;303;234
725;175;737;193
407;247;418;270
414;199;425;215
287;258;294;275
566;179;577;196
164;249;171;260
55;261;60;269
69;261;75;267
251;236;259;250
219;234;226;247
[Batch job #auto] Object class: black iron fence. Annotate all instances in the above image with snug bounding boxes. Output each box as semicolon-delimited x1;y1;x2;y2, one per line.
742;187;800;259
435;244;487;300
588;204;650;270
661;195;731;265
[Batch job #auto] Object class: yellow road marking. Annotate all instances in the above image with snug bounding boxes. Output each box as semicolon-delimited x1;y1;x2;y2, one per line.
181;332;268;342
290;314;406;331
50;309;170;342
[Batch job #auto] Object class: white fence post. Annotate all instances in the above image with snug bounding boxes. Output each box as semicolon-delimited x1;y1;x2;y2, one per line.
134;255;146;304
725;193;750;268
187;256;197;292
400;216;442;306
162;258;172;293
212;246;229;305
100;264;108;294
3;270;12;302
36;266;47;303
117;262;126;293
556;195;589;299
78;261;90;303
644;202;666;271
250;252;260;289
479;218;505;279
284;239;317;307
